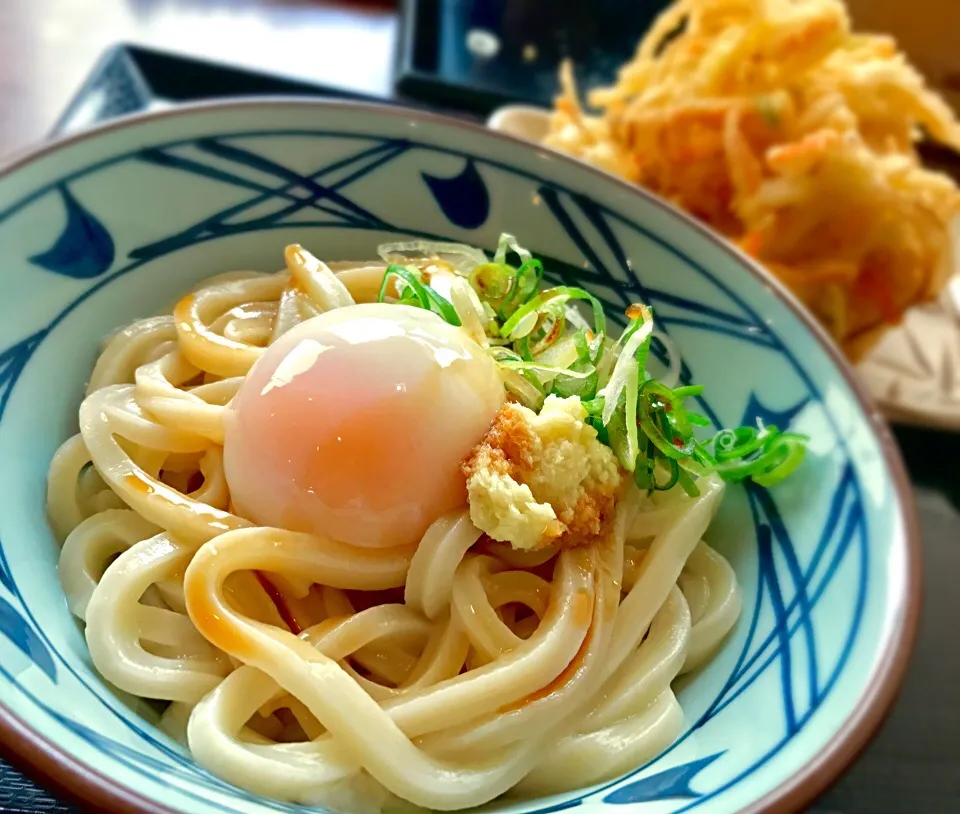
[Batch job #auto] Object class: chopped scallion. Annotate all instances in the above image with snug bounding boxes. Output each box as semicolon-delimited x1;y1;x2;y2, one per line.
379;265;461;326
372;233;810;492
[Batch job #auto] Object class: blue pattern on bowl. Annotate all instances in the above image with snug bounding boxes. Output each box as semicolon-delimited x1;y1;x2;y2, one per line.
421;158;490;229
0;102;913;814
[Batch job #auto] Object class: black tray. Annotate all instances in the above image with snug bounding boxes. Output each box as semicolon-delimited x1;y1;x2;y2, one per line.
51;43;483;139
394;0;673;115
3;43;959;814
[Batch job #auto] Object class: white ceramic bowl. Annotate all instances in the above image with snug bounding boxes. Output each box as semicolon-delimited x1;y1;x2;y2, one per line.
0;100;919;814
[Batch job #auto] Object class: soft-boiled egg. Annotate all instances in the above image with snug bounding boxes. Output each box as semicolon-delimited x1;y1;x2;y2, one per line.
223;303;505;548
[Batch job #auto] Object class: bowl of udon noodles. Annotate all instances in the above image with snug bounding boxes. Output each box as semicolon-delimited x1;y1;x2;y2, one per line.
0;99;918;814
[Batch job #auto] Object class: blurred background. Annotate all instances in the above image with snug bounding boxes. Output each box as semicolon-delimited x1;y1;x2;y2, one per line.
2;0;958;157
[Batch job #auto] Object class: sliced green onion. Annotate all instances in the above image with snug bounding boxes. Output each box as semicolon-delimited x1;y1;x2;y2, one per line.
653;457;680;491
379;265;461;326
588;331;607;364
692;441;717;469
423;286;462;326
714;458;762;482
379;265;428;308
500;287;606;341
493;233;533;265
714;429;805;483
639;409;675;461
550;327;603;399
594;335;616;385
676;467;701;497
618;304;653;347
633;433;657;492
673;385;704;399
499;360;596;380
500;291;551;340
552;358;599;399
470;263;515;301
377;236;812;493
587;416;609;445
623;361;640;473
606;397;634;472
522;302;567;357
713;425;775;462
534;332;578;369
599;313;654;425
574;328;591;360
491;347;547;407
499;259;543;317
564;303;594;333
634;462;654;491
633;434;655;490
638;380;695;460
634;332;653;382
449;276;490;344
514;335;534;362
377;239;487;276
582;396;605;418
751;433;808;487
582;398;609;443
518;259;544;296
502;370;545;410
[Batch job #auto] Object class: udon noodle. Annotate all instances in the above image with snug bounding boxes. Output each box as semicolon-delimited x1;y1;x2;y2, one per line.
48;252;742;811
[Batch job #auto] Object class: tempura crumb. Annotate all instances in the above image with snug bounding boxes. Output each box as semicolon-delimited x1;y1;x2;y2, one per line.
462;395;624;551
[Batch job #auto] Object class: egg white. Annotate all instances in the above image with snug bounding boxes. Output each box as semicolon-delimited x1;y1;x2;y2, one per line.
223;304;505;548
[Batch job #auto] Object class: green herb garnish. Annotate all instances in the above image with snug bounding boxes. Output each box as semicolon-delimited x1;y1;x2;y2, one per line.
378;264;461;326
372;233;810;492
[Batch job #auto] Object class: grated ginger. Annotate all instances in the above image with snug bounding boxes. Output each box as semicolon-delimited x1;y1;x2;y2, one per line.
462;396;624;551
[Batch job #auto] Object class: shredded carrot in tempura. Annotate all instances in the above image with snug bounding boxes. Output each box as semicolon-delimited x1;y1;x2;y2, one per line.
543;0;960;359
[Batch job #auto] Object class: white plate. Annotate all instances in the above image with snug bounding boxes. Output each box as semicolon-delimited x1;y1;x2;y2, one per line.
488;104;960;431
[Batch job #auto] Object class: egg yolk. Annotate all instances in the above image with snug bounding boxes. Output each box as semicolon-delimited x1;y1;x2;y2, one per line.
223;304;505;548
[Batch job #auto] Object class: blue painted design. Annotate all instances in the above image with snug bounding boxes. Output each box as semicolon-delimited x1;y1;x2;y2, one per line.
742;392;811;430
0;338;57;684
48;712;299;810
651;453;868;812
0;657;306;814
670;489;869;813
505;181;851;798
0;596;56;681
0;128;879;814
760;486;818;722
642;288;759;329
0;553;11;595
131;138;408;261
0;331;46;416
538;186;630;307
655;316;778;349
195;138;387;226
537;186;776;341
759;517;798;730
29;185;114;278
707;465;864;718
530;800;582;813
604;753;725;804
422;159;489;229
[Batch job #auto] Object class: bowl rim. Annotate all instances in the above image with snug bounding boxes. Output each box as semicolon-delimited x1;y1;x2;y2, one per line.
0;95;922;814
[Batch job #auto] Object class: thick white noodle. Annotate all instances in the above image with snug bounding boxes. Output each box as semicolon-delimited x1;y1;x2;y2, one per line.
48;252;743;812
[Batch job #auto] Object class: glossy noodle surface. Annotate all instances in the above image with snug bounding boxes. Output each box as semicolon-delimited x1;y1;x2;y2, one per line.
47;248;742;811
